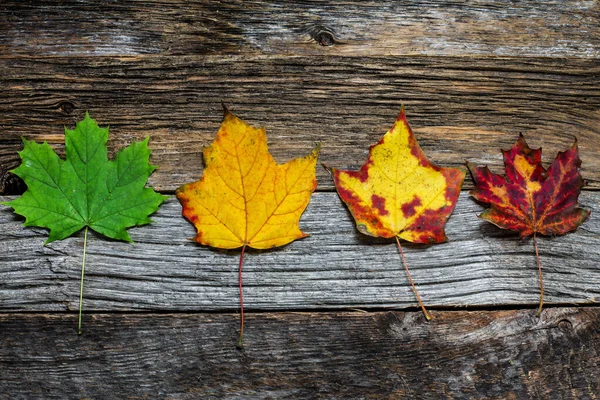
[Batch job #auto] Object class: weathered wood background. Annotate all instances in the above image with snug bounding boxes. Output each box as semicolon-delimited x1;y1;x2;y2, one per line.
1;1;599;398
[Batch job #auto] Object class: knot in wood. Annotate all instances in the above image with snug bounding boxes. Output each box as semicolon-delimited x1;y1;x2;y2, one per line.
308;25;336;47
57;100;76;115
376;312;406;336
0;170;26;195
557;319;573;332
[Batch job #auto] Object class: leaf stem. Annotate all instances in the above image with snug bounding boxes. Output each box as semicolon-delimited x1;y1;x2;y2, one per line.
396;236;431;321
78;226;89;335
236;244;247;349
534;233;544;317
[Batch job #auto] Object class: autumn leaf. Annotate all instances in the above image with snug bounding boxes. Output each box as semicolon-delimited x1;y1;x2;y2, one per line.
2;113;165;333
467;134;590;316
176;106;319;348
330;107;465;320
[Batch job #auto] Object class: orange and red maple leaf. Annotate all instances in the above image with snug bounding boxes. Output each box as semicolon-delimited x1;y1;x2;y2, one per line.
331;107;465;319
332;108;465;244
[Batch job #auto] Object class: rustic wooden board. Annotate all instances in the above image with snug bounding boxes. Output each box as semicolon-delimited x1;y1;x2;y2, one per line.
1;308;599;399
1;0;598;58
1;192;598;312
2;1;599;398
1;56;598;193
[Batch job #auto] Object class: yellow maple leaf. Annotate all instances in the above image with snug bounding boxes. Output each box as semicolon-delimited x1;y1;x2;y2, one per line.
177;108;318;249
176;107;319;347
331;107;465;319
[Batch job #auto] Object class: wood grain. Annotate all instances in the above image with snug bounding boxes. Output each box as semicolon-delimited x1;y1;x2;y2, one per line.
1;56;598;193
2;1;599;398
1;308;599;399
1;0;598;58
1;192;598;312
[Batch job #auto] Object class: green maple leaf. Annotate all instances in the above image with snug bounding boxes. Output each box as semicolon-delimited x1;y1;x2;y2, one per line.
2;112;166;333
4;113;165;242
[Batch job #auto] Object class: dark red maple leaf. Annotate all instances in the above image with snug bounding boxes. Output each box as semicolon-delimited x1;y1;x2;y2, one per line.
468;134;590;315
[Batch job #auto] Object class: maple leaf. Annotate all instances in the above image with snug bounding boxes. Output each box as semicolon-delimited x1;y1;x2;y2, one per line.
467;134;590;316
2;113;165;333
176;106;318;348
330;107;465;320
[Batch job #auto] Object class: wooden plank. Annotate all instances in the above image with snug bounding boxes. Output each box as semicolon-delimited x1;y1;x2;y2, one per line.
1;0;599;58
0;308;599;398
0;56;598;193
1;192;598;312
